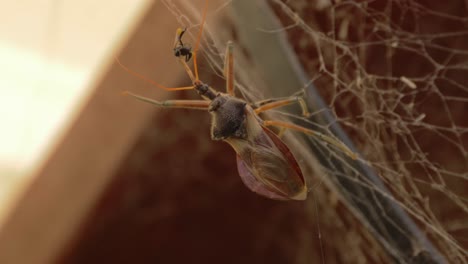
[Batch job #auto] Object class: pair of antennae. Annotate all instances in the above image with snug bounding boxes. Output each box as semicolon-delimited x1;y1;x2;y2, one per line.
116;0;209;91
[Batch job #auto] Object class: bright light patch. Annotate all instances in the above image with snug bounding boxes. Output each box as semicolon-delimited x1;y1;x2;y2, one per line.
0;0;151;228
0;43;87;218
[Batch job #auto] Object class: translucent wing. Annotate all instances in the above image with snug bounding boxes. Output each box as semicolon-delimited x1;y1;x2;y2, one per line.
226;107;307;200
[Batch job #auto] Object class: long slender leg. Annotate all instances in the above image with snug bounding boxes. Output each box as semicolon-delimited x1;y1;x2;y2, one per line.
254;96;310;116
263;120;357;160
224;41;235;95
178;58;196;83
192;0;209;81
115;58;194;91
124;91;210;110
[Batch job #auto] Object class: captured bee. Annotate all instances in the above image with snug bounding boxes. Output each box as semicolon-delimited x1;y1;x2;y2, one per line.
173;27;192;62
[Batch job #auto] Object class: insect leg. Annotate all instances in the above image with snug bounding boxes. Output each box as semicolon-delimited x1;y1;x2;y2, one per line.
192;0;209;81
276;127;287;138
178;58;197;83
224;41;235;95
115;58;194;91
263;120;357;160
254;96;309;116
124;91;209;110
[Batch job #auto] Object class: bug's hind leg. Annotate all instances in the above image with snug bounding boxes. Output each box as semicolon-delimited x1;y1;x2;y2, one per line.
253;94;310;117
276;127;287;139
263;120;357;160
124;92;210;110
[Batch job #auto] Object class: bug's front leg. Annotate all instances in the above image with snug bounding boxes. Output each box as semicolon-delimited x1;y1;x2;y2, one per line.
124;91;210;110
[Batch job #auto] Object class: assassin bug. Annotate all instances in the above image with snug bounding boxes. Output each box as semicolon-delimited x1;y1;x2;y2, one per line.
117;0;357;200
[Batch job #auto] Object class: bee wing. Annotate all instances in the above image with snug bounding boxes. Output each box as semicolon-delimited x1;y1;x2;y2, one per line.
235;126;307;200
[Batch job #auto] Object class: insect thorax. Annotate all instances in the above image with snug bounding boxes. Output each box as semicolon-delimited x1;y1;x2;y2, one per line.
173;46;192;62
209;95;247;140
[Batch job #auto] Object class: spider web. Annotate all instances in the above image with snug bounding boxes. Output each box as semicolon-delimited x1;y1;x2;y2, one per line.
272;0;467;262
166;0;467;263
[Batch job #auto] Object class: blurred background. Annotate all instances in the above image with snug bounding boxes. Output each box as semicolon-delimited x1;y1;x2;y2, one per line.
0;0;151;225
0;0;466;263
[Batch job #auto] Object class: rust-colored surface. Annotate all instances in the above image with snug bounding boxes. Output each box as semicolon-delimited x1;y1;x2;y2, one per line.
59;101;386;263
59;97;309;263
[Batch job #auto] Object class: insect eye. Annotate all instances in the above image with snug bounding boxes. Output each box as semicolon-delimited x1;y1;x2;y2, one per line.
208;96;227;112
209;100;221;112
